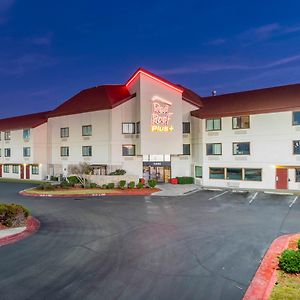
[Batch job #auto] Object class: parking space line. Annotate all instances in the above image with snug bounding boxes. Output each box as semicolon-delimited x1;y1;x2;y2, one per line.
208;191;228;200
289;196;298;208
249;192;258;204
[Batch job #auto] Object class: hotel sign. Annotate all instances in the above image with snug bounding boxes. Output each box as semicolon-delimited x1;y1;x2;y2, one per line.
151;96;174;132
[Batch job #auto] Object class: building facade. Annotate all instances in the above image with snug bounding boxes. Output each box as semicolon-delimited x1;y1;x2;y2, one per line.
1;68;300;190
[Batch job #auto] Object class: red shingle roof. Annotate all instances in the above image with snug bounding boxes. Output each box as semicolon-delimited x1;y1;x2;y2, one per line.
49;85;134;117
0;111;49;131
192;83;300;119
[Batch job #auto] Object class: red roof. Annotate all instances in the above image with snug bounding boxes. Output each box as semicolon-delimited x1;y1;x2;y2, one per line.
192;83;300;119
49;85;134;117
0;111;49;131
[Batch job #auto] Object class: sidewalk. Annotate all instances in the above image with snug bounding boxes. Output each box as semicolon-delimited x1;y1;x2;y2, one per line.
152;184;201;196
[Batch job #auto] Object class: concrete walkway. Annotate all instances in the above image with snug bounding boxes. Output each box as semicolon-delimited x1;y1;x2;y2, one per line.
0;227;26;239
153;183;201;196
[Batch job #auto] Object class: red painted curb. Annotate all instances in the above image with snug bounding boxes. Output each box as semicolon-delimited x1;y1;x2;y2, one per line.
0;216;40;247
243;233;300;300
19;189;159;198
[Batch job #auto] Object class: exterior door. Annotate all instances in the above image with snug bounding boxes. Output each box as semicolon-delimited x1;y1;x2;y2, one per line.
20;165;24;179
276;168;288;189
26;165;30;179
0;165;2;178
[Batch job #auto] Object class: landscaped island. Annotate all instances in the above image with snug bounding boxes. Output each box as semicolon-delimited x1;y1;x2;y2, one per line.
0;203;30;228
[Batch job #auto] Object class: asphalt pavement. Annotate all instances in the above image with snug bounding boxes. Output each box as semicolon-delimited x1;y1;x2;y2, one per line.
0;182;299;300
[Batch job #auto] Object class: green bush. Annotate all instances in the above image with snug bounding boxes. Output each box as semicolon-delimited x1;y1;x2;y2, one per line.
36;183;56;191
0;204;30;227
148;179;157;188
109;169;126;175
107;183;115;189
128;181;135;189
176;176;194;184
67;176;80;185
59;181;72;189
279;249;300;273
136;182;144;189
101;184;107;189
90;183;98;188
119;180;126;189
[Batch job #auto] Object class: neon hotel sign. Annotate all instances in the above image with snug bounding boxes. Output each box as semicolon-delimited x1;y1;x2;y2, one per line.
151;96;174;132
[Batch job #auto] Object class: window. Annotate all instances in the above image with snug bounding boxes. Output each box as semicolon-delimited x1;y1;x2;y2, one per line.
82;125;92;136
4;148;11;157
233;142;250;155
244;169;262;181
136;122;140;134
226;168;242;180
293;141;300;155
183;144;191;155
122;123;135;134
4;131;10;140
206;118;221;131
60;127;69;138
209;168;225;179
82;146;92;156
293;112;300;126
183;122;191;133
23;129;30;139
206;143;222;155
23;147;31;157
60;147;69;157
195;166;202;178
232;116;250;129
122;144;135;156
12;165;19;174
296;169;300;182
3;165;9;173
31;165;39;175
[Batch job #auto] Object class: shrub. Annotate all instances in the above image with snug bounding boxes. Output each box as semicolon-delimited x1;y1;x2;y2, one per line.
36;183;56;191
119;180;126;189
107;183;115;189
101;184;107;189
109;169;126;175
148;179;157;188
0;204;30;227
279;249;300;273
50;176;59;181
90;183;98;188
59;181;72;189
136;182;144;189
128;181;135;189
176;176;194;184
67;176;80;185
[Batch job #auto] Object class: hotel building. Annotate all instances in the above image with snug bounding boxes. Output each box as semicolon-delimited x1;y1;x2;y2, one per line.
0;68;300;190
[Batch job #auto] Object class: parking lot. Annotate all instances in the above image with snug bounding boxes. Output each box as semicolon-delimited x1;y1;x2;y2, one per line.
0;182;299;300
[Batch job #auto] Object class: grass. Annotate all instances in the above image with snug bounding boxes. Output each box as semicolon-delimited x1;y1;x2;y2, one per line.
0;178;44;184
269;270;300;300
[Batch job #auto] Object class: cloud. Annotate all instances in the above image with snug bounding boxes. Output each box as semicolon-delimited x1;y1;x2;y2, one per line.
0;53;57;76
29;32;54;46
157;54;300;76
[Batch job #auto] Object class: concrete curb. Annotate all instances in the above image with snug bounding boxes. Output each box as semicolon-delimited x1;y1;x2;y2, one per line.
243;233;300;300
0;216;40;247
19;189;159;198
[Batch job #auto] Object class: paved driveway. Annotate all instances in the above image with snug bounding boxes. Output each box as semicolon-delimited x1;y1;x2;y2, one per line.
0;182;299;300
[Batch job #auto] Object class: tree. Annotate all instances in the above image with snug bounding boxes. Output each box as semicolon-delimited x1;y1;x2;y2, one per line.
68;162;93;187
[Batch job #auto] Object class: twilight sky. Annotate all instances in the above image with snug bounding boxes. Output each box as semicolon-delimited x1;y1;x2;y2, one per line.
1;0;300;118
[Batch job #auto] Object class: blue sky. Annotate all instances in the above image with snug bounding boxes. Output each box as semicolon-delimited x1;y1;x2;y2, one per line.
1;0;300;117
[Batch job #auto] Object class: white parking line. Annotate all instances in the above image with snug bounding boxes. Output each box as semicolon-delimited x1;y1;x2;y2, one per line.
289;196;298;208
249;192;258;204
208;191;228;200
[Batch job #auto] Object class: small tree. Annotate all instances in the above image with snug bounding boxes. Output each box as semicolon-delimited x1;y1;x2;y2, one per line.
68;162;93;187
